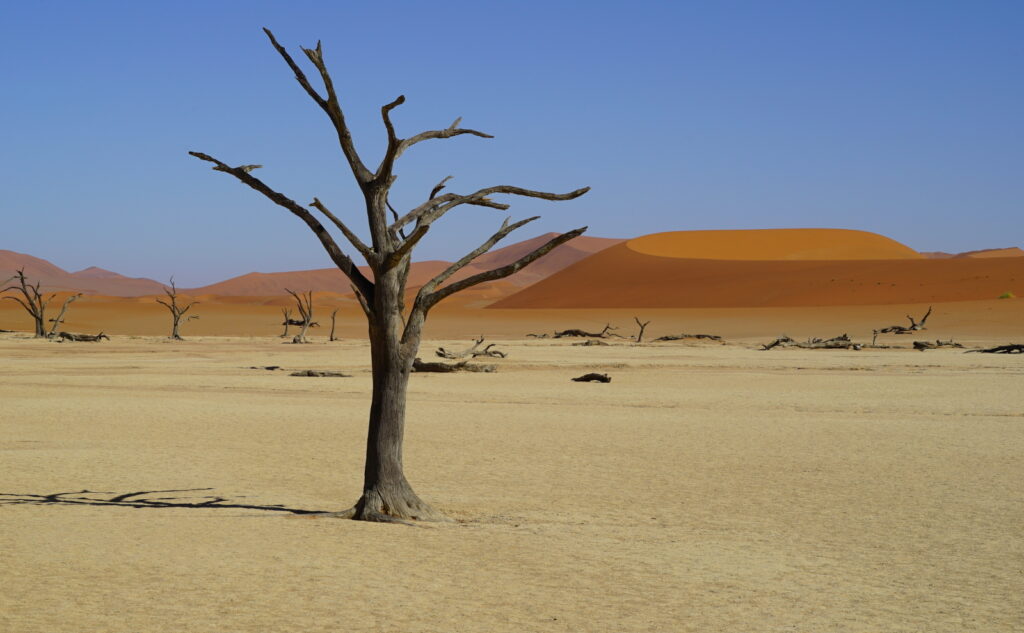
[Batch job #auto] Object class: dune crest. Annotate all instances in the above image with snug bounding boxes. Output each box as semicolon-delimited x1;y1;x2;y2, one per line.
626;229;923;261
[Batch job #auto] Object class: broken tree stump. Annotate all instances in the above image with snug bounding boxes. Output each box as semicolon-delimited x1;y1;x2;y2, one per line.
571;373;611;383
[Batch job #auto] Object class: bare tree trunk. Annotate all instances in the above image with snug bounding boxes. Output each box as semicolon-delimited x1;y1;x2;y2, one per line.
281;308;292;338
329;308;339;341
346;274;441;522
633;316;650;343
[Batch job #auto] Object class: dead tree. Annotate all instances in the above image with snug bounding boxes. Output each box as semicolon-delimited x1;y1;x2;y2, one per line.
762;334;861;350
2;268;61;338
190;29;588;522
412;358;497;373
571;373;611;383
435;335;506;359
46;293;82;338
633;317;651;343
878;306;933;335
329;307;340;341
285;289;315;343
156;278;198;341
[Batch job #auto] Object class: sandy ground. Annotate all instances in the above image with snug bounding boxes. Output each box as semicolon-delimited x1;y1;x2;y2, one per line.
1;318;1022;632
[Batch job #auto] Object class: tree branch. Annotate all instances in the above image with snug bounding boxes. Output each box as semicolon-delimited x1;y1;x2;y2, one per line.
415;226;586;312
262;28;372;184
394;117;493;162
310;197;373;261
188;151;374;299
418;216;539;294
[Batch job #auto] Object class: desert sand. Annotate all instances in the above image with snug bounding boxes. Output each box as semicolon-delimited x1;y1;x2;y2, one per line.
2;321;1022;633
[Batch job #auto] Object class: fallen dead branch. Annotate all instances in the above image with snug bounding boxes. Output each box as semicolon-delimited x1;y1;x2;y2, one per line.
653;333;723;342
573;339;609;346
249;365;282;371
412;358;496;373
571;373;611;383
554;324;619;338
435;335;506;359
913;339;964;351
877;306;932;335
56;331;109;342
762;334;861;350
290;369;351;377
966;344;1024;354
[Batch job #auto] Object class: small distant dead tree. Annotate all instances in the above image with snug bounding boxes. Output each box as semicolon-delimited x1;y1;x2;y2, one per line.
762;334;861;350
190;29;588;522
633;317;651;343
285;289;315;343
435;335;506;359
329;307;340;341
2;268;73;338
878;306;932;335
156;278;198;341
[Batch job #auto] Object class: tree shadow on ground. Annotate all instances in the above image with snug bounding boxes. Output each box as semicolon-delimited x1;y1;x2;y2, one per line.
0;489;327;515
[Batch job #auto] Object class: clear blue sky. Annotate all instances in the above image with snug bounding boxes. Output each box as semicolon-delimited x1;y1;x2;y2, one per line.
1;1;1021;286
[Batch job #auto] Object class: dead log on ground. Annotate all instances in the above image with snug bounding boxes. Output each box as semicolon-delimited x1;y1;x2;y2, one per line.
553;323;618;338
913;339;964;351
436;335;506;359
878;306;933;335
966;344;1024;354
526;333;549;338
412;358;496;373
249;365;282;370
57;331;109;342
762;334;861;350
653;333;723;342
290;369;352;377
571;373;611;383
573;339;609;346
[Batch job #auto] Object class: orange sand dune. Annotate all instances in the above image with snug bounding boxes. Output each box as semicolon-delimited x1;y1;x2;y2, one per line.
627;228;922;260
0;250;166;296
186;234;621;296
957;247;1024;258
492;230;1024;309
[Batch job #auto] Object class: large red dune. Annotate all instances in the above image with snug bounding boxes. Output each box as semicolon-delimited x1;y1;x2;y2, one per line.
491;229;1024;308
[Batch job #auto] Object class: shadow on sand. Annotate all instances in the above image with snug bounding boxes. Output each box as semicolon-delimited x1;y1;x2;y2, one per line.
0;488;328;515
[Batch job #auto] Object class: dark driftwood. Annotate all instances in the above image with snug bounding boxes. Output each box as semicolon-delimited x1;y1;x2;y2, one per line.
190;29;586;523
878;306;933;335
966;344;1024;354
156;278;198;341
57;331;109;342
436;336;506;359
572;373;611;383
913;339;964;351
412;358;496;373
249;365;282;370
290;369;352;377
653;333;723;342
573;339;609;346
526;333;549;338
554;324;618;338
762;334;861;350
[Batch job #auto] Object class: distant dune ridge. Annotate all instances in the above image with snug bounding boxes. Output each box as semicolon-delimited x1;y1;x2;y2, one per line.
491;229;1024;309
3;229;1021;308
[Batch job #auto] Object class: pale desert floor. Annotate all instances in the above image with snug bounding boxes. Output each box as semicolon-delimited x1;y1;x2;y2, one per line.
1;323;1022;632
